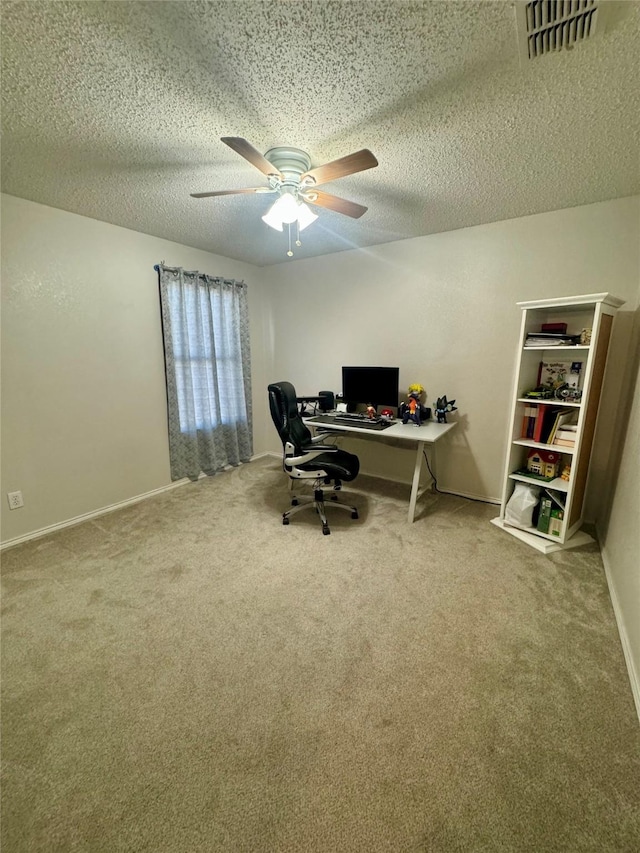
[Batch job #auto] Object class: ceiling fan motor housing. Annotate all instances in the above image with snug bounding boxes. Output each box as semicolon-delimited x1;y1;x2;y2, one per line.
264;147;312;188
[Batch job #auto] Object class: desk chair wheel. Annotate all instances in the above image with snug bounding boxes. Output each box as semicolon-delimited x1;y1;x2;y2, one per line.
322;523;330;535
291;498;299;506
283;516;290;525
351;510;359;519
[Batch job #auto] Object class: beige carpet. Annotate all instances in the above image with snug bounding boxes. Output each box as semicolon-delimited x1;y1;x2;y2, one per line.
2;456;639;852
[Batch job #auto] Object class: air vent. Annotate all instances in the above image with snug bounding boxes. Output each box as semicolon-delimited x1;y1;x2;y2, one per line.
516;0;606;60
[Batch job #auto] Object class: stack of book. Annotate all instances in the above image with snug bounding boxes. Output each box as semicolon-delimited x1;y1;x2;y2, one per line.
553;424;578;448
525;332;581;347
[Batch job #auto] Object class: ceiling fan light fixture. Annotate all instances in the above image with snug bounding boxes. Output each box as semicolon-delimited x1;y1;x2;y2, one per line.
261;205;285;231
296;201;318;232
262;193;318;233
271;192;300;224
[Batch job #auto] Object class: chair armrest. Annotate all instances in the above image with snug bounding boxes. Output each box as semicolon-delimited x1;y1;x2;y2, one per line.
310;431;334;444
286;445;337;465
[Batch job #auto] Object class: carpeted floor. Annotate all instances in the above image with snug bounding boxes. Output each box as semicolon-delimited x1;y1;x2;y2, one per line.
2;456;639;852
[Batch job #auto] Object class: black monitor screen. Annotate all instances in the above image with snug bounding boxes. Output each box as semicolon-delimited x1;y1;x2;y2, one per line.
341;366;400;408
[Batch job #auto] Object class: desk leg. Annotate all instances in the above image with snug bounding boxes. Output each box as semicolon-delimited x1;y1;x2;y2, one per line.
428;442;437;490
408;440;425;523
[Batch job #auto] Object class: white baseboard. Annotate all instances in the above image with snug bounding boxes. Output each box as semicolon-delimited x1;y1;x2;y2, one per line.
438;488;500;504
0;478;191;551
599;543;640;724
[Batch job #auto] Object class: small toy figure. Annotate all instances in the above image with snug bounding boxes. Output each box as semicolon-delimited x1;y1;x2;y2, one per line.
561;463;571;482
366;404;376;419
434;396;457;423
400;384;429;426
401;392;422;425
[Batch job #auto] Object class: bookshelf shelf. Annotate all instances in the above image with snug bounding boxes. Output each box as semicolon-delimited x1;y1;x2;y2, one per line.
512;439;576;454
492;293;624;552
522;344;590;351
516;397;581;408
508;473;570;492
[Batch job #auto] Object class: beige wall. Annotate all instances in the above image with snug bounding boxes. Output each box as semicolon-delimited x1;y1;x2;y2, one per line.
0;194;271;544
264;196;640;510
598;306;640;715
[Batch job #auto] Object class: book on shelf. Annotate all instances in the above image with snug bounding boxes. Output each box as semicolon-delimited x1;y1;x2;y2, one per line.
537;496;553;533
538;406;564;444
533;403;552;443
536;490;565;535
547;410;579;445
553;426;577;447
537;360;583;392
521;402;561;442
521;404;535;438
548;508;564;537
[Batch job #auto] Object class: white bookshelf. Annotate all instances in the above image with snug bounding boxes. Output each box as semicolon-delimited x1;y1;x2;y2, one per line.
491;293;624;554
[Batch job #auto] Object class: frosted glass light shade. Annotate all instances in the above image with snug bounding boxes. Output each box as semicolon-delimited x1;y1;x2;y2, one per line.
261;205;284;231
262;194;319;233
273;193;299;223
296;202;318;231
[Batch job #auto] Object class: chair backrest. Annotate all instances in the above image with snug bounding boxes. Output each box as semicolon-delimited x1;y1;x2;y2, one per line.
268;381;312;452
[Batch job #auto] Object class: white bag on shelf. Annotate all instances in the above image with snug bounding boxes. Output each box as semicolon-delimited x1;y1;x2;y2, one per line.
505;483;541;529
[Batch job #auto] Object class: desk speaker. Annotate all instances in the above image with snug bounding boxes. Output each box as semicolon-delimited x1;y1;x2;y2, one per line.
318;391;335;412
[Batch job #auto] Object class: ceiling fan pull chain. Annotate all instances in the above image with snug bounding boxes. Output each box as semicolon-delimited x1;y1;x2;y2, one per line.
295;219;302;248
287;223;293;257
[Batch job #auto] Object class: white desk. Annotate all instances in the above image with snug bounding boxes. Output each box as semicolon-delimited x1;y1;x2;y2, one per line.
306;417;457;523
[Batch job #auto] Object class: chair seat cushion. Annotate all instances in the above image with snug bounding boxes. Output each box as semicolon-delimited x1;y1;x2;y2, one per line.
299;450;360;482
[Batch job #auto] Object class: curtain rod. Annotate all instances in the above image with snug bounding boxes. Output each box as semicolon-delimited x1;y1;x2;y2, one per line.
154;263;245;287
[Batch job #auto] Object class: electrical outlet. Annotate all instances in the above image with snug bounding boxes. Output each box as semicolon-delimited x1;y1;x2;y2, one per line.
7;491;24;510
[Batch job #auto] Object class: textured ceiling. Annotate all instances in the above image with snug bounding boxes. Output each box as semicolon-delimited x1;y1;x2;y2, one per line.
2;1;639;267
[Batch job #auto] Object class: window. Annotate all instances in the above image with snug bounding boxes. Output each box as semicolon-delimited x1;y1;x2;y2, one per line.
168;281;247;432
157;264;252;480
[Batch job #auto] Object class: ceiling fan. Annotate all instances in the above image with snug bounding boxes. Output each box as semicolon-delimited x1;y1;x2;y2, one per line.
191;137;378;247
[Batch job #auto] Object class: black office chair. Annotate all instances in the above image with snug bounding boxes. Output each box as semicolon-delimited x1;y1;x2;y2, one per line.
268;381;360;535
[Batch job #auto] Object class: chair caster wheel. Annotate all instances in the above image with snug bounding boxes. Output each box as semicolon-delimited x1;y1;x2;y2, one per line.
283;516;290;525
330;494;338;502
291;499;298;506
351;511;359;519
322;524;330;535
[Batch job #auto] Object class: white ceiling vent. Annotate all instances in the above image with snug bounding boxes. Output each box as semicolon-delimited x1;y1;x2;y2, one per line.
516;1;607;60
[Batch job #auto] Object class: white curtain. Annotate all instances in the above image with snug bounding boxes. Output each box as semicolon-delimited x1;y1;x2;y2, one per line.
158;264;252;481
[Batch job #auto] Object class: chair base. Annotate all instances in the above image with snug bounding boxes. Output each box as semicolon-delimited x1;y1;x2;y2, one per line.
283;487;358;535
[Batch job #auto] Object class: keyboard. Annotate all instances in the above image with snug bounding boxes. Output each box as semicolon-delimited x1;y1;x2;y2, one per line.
335;413;369;422
308;414;393;431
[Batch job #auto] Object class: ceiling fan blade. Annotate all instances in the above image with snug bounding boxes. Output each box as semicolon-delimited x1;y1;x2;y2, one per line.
190;188;274;198
221;137;283;179
303;190;368;219
300;149;378;187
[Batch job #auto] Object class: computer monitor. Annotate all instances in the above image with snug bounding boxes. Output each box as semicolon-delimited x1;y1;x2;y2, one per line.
341;366;400;409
